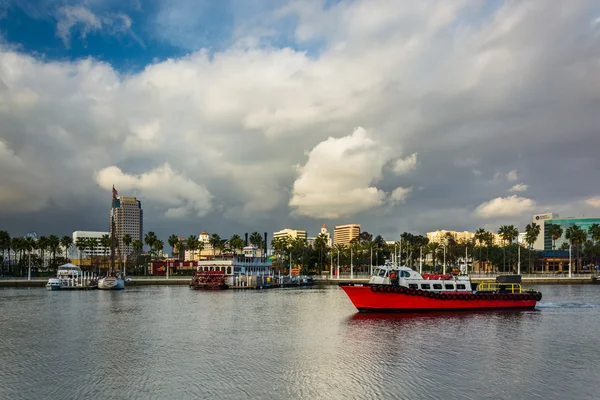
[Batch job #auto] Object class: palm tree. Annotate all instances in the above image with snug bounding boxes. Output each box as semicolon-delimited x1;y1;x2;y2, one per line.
122;234;132;273
565;225;587;272
60;236;73;262
175;241;185;261
547;224;563;251
498;225;518;272
186;234;198;260
0;230;10;274
474;228;487;273
314;233;329;272
524;223;541;273
24;236;36;277
228;234;244;255
588;224;600;264
100;234;111;272
88;237;99;273
168;234;179;259
209;233;222;257
47;235;60;271
153;240;164;259
249;232;264;250
144;232;158;260
132;239;143;274
37;236;48;271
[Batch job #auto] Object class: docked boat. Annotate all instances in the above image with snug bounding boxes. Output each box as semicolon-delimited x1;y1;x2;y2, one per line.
46;263;97;290
340;263;542;313
190;270;229;290
98;273;125;290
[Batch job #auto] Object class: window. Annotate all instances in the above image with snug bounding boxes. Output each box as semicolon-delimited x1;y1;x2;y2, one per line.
445;284;455;290
457;284;466;290
433;284;442;290
421;284;431;289
409;284;418;289
401;271;411;277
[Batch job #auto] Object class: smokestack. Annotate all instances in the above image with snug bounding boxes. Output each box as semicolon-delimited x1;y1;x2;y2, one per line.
264;232;268;254
245;233;248;247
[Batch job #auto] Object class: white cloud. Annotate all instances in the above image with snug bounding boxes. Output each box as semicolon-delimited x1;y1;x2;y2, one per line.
95;163;213;218
289;127;392;218
391;153;418;175
56;6;134;48
509;183;528;192
474;195;537;219
506;169;519;182
390;186;413;204
585;196;600;208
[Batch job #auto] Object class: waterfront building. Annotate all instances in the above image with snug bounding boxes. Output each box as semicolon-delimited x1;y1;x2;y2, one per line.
307;224;333;248
273;228;307;242
110;195;143;259
426;230;475;244
334;224;360;246
532;214;600;250
72;231;110;263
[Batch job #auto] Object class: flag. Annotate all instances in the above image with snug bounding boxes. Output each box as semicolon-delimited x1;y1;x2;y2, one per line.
112;185;118;199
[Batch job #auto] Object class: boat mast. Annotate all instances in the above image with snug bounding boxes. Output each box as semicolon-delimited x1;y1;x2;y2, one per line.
110;186;116;276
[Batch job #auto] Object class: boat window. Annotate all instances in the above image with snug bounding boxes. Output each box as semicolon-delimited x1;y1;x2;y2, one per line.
421;284;431;289
400;271;411;278
378;269;386;277
457;284;466;290
408;284;418;289
433;284;442;289
227;267;231;274
445;284;455;290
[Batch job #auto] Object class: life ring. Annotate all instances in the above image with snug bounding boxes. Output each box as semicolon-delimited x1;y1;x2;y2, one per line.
440;294;447;300
535;293;542;301
385;286;393;293
370;285;377;292
409;288;418;296
392;286;399;293
502;295;510;301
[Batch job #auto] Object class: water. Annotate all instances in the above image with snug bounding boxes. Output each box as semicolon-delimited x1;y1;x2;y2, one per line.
1;284;599;400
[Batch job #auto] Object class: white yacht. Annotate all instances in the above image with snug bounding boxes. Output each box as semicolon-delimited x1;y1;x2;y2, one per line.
46;263;84;290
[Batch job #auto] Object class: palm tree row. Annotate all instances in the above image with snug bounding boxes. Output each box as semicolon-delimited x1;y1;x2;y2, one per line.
0;231;72;275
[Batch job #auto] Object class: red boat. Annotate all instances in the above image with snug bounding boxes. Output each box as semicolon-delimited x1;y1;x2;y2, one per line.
190;270;229;290
340;264;542;313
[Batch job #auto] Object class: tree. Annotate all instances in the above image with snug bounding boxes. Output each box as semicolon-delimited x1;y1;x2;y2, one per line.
47;235;60;271
209;233;222;257
0;230;10;274
122;234;132;271
37;236;49;271
314;233;329;272
547;224;563;250
565;225;587;272
144;232;158;260
175;241;185;261
498;225;518;272
153;240;164;259
88;237;99;273
168;234;179;259
99;234;110;272
229;234;245;255
60;236;73;262
24;236;36;276
132;239;144;274
524;223;541;273
249;232;264;250
474;228;487;273
588;224;600;264
186;234;198;260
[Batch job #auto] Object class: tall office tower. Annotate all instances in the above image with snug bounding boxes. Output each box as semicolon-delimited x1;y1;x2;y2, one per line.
334;224;361;246
110;187;143;259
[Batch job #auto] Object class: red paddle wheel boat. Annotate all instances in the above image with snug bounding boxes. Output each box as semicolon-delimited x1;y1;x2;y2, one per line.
190;270;229;290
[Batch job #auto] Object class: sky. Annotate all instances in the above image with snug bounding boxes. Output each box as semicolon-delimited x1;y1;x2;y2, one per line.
1;0;600;244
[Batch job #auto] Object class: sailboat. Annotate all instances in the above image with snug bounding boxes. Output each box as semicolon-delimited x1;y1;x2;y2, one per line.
98;185;125;291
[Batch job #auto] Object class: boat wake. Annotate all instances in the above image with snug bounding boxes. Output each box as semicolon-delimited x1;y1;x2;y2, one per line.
536;302;599;309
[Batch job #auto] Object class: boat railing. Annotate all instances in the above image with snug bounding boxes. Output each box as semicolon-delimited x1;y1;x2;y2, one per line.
476;282;536;294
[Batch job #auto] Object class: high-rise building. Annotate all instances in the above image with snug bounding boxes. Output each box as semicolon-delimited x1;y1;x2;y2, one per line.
531;213;556;250
334;224;360;246
110;195;143;258
427;230;475;244
273;228;307;242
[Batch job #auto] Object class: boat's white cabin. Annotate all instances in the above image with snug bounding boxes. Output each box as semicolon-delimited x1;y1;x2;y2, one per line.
369;265;471;292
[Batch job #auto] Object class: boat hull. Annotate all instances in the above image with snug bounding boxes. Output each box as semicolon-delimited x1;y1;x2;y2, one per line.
340;285;537;313
98;277;125;290
190;284;229;290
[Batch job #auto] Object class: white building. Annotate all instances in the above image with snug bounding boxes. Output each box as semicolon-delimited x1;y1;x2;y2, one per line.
532;213;557;250
72;231;110;260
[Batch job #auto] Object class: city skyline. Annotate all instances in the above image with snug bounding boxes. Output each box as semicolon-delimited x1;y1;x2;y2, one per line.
2;1;600;242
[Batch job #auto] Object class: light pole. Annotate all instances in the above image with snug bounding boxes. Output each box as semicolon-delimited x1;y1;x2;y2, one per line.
337;250;340;280
370;246;373;276
443;245;446;275
350;246;354;280
517;235;521;276
569;245;572;278
330;251;333;280
419;246;423;274
289;250;292;279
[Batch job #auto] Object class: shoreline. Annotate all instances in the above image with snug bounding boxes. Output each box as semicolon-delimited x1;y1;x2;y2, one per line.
0;276;597;288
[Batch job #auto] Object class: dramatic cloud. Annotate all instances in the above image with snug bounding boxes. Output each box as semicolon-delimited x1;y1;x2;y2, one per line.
474;195;537;219
390;187;413;204
391;153;418;175
585;196;600;208
509;183;528;192
1;0;600;241
95;164;213;218
289;127;394;218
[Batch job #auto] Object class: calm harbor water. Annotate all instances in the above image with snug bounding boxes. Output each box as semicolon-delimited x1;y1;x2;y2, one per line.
1;284;599;400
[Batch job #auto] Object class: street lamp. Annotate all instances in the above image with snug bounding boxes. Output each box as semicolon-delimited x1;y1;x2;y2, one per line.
443;245;446;275
350;246;354;280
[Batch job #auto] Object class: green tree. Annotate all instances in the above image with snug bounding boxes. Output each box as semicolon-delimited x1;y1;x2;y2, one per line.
168;234;179;259
47;235;60;271
186;234;198;260
153;240;164;258
228;234;245;254
175;241;185;261
249;232;264;250
132;239;144;274
37;236;48;271
314;233;329;272
474;228;487;273
588;223;600;264
123;233;132;271
209;233;222;257
76;237;87;267
524;223;541;273
498;225;518;272
565;225;587;272
547;224;563;250
144;232;158;260
0;230;10;274
60;236;73;262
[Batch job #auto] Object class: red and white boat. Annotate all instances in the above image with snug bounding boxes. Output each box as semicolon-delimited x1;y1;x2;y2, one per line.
340;264;542;313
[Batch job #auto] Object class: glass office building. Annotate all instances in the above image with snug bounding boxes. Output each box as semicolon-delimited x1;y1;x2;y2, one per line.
542;217;600;250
